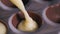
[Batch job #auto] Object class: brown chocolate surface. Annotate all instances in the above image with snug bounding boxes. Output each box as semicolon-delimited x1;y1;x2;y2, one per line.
1;0;16;8
12;11;42;31
46;3;60;23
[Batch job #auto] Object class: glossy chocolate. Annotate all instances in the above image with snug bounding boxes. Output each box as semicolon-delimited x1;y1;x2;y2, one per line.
46;4;60;23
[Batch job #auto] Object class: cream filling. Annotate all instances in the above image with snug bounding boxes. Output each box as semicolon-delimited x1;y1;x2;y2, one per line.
0;22;6;34
10;0;38;31
18;20;38;32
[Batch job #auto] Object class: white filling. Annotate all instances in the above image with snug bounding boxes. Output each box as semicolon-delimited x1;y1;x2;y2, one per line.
18;20;38;31
10;0;38;31
0;22;6;34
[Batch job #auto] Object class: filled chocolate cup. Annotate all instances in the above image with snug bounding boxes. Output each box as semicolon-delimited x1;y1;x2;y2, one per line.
8;10;42;34
0;20;7;34
0;0;29;10
42;3;60;26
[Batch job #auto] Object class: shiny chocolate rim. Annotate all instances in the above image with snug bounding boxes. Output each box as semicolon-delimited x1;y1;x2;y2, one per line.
42;6;60;26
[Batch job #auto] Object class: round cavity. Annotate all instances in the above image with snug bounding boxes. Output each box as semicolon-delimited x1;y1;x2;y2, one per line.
0;20;7;34
0;0;29;10
42;3;60;26
8;11;42;34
